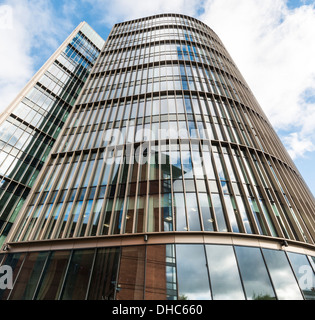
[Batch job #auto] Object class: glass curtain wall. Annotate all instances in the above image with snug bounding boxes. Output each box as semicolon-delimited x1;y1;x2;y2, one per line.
0;244;313;300
6;14;315;250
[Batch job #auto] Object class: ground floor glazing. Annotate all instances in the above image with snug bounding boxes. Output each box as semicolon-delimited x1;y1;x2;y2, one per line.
0;241;314;300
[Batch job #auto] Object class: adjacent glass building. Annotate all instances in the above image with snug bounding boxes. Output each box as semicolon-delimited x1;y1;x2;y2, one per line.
0;22;105;246
1;14;315;300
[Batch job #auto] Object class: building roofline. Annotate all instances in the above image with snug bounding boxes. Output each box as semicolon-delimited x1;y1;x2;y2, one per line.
113;12;217;36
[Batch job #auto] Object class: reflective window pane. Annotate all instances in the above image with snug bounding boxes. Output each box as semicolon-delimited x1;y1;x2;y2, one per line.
235;246;276;300
212;194;227;232
145;244;177;300
60;249;95;300
148;194;159;232
186;193;201;231
0;253;26;300
206;245;245;300
262;249;303;300
116;246;145;300
88;247;120;300
199;193;214;231
161;193;173;231
176;244;211;300
287;252;315;300
174;193;187;231
8;252;49;300
34;250;71;300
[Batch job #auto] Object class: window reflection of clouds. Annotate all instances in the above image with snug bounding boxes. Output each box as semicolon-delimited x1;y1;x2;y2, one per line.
206;244;245;300
287;252;315;300
176;244;211;300
262;249;303;300
235;246;276;300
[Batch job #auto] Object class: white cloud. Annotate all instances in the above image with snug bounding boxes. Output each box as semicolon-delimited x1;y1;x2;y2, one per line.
283;132;315;159
0;0;72;114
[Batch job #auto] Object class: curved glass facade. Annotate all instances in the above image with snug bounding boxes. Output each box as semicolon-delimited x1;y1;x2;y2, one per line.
9;14;315;244
2;14;315;300
0;243;314;300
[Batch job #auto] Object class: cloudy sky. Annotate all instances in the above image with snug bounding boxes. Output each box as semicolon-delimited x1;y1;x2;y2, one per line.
0;0;315;196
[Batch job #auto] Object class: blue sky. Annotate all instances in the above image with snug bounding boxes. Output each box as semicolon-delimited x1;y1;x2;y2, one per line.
0;0;315;197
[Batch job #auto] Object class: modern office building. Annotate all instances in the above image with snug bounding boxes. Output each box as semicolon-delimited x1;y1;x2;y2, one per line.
0;13;314;300
0;22;105;247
